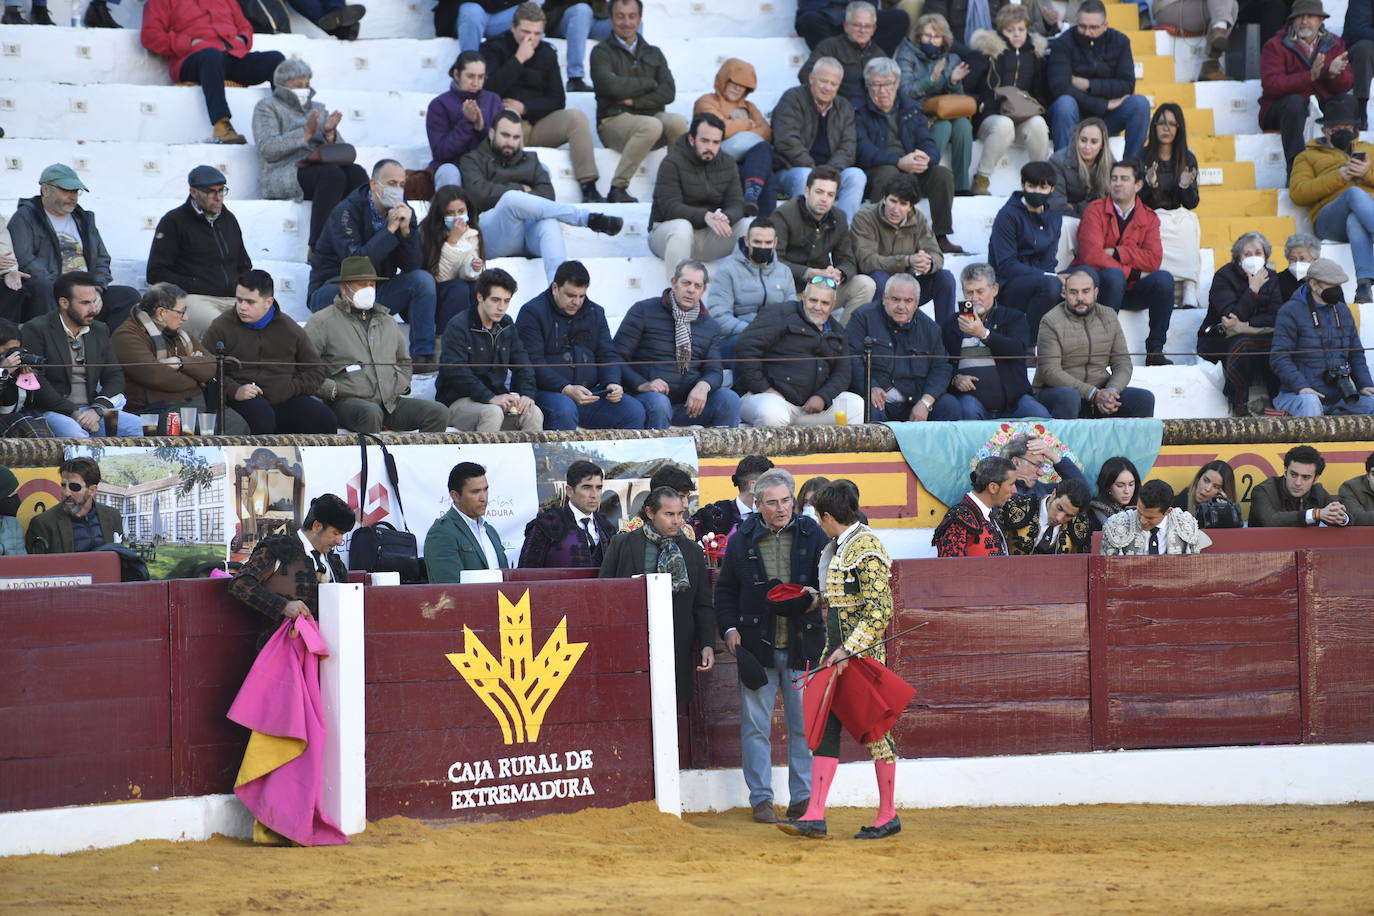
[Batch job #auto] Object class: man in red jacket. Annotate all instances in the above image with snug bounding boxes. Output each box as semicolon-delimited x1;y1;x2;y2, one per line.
141;0;286;145
1258;0;1354;175
1073;160;1175;366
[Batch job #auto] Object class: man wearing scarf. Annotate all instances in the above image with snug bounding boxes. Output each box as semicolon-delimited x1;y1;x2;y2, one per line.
1259;0;1354;174
599;485;715;704
612;259;741;429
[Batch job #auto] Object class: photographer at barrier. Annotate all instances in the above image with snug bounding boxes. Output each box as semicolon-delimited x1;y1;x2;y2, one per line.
1269;258;1374;417
1172;459;1243;529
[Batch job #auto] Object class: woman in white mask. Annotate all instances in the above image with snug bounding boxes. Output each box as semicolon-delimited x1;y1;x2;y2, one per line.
1276;232;1322;302
252;57;367;257
1197;231;1282;416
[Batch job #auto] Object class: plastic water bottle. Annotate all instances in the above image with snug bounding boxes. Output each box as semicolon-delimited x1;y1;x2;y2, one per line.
71;3;81;27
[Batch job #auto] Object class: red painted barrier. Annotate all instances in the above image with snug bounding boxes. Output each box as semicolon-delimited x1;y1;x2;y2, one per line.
1301;547;1374;742
502;567;600;582
0;551;120;588
1090;525;1374;554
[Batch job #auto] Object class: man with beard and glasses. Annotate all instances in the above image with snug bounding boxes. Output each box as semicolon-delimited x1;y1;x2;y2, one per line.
1259;0;1354;176
25;456;124;554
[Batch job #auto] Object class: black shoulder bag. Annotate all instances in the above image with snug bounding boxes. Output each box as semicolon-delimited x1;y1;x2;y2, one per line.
346;433;425;582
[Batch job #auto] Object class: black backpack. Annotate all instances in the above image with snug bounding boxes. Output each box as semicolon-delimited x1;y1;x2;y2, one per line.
346;433;425;582
98;544;150;582
239;0;292;33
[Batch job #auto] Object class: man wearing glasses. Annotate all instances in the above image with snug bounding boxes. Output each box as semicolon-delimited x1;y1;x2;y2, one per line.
21;271;142;437
26;456;124;554
1046;0;1150;157
146;165;254;339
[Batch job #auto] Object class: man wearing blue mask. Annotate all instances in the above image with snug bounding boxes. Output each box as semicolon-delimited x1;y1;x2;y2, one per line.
308;159;439;374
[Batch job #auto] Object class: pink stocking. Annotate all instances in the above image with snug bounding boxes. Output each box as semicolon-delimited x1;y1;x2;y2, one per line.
801;756;839;821
873;760;896;826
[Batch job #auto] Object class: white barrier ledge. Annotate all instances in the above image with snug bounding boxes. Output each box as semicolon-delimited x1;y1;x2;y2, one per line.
0;794;252;857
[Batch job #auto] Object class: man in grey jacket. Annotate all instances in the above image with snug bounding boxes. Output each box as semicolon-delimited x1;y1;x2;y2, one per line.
706;217;794;363
8;164;141;330
771;57;867;220
648;113;747;284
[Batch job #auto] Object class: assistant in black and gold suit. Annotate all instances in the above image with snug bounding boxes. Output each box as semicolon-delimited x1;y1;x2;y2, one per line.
1000;478;1093;555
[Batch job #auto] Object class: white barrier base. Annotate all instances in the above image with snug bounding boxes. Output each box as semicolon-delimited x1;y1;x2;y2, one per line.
680;743;1374;812
0;794;252;857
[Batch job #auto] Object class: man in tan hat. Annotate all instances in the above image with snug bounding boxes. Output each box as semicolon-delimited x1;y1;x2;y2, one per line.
1259;0;1354;175
1271;256;1374;416
303;256;450;434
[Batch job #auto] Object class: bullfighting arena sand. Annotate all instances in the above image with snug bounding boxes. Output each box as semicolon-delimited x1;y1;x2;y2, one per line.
2;802;1371;914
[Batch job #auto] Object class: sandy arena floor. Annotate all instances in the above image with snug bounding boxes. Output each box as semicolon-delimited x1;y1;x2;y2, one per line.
2;802;1371;914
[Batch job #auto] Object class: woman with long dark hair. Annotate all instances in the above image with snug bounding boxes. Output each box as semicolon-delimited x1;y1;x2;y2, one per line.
1173;459;1238;518
1140;102;1203;307
420;185;484;335
1089;456;1140;532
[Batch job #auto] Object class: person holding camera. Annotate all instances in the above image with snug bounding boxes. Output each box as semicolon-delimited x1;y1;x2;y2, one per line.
0;319;66;438
1270;257;1374;417
1172;460;1242;529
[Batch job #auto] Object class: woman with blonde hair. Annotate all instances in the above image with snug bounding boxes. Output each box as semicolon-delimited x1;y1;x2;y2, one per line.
1047;117;1114;266
967;4;1052;195
896;13;975;194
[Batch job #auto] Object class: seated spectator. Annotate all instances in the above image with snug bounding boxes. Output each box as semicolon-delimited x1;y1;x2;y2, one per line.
924;0;1061;48
480;3;604;202
0;465;21;555
252;58;368;255
932;456;1017;557
590;0;687;204
773;57;868;221
21;271;141;437
9;163;140;331
1139;104;1202;308
1270;258;1374;416
941;264;1051;420
1049;117;1114;219
460;112;624;283
0;214;38;324
691;455;774;539
0;318;69;438
1248;444;1350;527
896;14;974;195
542;1;611;93
426;461;509;581
694;59;778;217
1088;455;1140;532
25;456;123;554
428;52;504;190
851;174;956;319
1198;232;1282;417
619;464;700;536
1343;0;1374;131
1073;160;1175;365
773;167;877;324
736;278;865;427
308;159;438;373
518;459;616;569
438;267;543;433
799;1;888;103
202;270;336;435
516;260;645;430
706;217;794;362
1001;477;1093;555
967;5;1053;197
1259;0;1353;175
111;282;250;434
847;273;960;422
1337;452;1374;525
1100;479;1211;555
1173;460;1241;528
855;57;965;254
146;166;253;339
1033;267;1156;419
304;257;449;434
613;260;741;429
648;114;747;285
989;161;1063;341
1154;0;1236;80
1277;232;1321;301
796;0;908;56
1046;0;1149;159
140;0;285;145
419;186;484;338
1289;97;1374;304
1001;432;1087;499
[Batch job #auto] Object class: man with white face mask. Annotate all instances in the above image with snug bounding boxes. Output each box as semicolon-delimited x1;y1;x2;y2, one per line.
304;257;449;434
308;160;440;374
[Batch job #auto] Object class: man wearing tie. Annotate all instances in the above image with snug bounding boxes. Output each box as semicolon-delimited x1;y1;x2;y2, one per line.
1100;479;1212;555
425;461;510;582
518;460;616;568
932;456;1017;557
1001;478;1093;555
229;493;356;647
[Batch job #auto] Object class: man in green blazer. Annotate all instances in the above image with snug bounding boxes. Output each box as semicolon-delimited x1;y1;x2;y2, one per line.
424;461;510;583
26;456;124;554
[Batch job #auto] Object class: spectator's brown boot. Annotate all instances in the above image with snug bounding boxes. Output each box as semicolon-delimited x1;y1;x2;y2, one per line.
1207;25;1230;55
212;118;247;144
1198;58;1229;81
1145;351;1174;366
971;174;991;195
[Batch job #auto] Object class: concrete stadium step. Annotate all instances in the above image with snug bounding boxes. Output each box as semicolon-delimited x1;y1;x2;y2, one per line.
1200;215;1296;253
1196;80;1263;138
1137;80;1195;110
1193;188;1278;219
1233;134;1288;190
1134;56;1175;83
1189;135;1236;162
1198;161;1255;188
1105;2;1142;32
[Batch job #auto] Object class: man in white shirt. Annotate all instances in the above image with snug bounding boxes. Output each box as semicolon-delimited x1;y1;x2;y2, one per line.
425;461;510;582
518;459;616;568
932;456;1018;557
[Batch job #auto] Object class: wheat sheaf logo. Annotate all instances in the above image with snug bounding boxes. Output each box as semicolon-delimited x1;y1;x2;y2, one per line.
446;590;588;744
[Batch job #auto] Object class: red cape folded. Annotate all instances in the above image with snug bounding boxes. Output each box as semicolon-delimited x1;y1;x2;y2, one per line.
802;656;916;750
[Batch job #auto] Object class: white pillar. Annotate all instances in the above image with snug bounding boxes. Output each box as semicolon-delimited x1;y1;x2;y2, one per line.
317;582;367;835
644;572;681;816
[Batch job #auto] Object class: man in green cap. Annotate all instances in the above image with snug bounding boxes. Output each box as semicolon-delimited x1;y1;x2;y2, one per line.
303;256;449;434
8;163;142;330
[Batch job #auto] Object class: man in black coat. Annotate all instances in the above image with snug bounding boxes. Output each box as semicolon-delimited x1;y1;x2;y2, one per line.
1046;0;1149;158
519;459;617;568
939;263;1053;420
438;267;543;432
715;466;828;823
848;273;961;422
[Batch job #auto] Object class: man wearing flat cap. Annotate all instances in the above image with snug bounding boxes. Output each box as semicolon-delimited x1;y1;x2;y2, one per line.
304;256;449;434
714;466;828;825
146;165;254;338
8;163;141;329
1270;257;1374;416
1259;0;1355;176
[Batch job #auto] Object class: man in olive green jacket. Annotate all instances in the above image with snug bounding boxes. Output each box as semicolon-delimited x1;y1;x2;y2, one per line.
849;173;955;320
1338;452;1374;525
303;257;448;434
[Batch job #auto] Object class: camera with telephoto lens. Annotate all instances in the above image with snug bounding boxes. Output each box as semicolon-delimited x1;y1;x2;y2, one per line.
1;346;46;366
1326;363;1359;403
